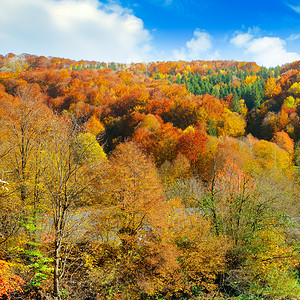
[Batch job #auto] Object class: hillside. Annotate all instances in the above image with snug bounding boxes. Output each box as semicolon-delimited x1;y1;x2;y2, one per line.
0;53;299;300
1;53;299;149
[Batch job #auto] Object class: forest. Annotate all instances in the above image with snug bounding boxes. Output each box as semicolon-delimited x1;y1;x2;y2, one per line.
0;53;299;300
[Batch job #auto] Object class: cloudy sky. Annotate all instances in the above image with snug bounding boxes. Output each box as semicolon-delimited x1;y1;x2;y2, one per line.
1;0;300;66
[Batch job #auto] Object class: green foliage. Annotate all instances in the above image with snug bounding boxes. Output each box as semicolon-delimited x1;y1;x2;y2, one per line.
283;95;296;108
182;68;265;110
243;229;300;298
27;254;53;287
19;216;53;287
207;119;217;136
59;288;69;299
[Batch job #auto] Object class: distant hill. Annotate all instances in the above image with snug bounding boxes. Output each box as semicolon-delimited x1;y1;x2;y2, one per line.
0;53;299;148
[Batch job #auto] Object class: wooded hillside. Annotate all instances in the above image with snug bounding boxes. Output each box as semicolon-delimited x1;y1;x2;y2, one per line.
0;53;299;299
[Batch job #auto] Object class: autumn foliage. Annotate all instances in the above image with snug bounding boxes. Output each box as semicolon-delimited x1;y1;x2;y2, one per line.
0;53;299;299
0;260;24;299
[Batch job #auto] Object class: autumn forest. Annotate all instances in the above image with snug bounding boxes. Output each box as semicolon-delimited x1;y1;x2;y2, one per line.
0;53;300;300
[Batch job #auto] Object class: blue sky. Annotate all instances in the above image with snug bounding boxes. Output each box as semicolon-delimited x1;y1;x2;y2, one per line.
0;0;300;66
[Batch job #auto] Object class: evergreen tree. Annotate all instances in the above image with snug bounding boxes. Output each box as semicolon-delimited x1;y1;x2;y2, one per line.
207;119;217;136
230;90;242;113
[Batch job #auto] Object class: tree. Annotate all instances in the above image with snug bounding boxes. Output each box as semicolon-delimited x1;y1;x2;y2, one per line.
72;132;106;164
87;142;181;298
85;115;105;136
159;153;192;183
132;121;181;166
176;126;208;163
230;90;242;113
243;229;300;298
272;131;294;154
218;109;246;137
41;116;106;299
135;113;161;133
199;158;255;240
243;75;259;86
167;198;229;295
282;95;297;109
198;157;299;297
288;82;300;96
252;139;291;170
0;177;24;299
264;77;282;98
0;84;50;204
0;84;55;290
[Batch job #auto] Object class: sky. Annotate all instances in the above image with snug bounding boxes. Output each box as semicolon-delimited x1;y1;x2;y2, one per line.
1;0;300;67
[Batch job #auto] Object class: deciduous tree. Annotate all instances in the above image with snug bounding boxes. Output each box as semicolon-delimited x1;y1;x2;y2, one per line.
87;142;180;298
41;117;106;299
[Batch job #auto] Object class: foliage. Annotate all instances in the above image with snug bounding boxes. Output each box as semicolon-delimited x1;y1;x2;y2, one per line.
218;109;246;137
243;229;300;298
288;81;300;96
72;132;107;164
252;139;291;170
0;53;300;299
176;127;208;163
167;198;229;294
0;259;24;299
264;77;282;98
272;130;294;154
87;142;181;298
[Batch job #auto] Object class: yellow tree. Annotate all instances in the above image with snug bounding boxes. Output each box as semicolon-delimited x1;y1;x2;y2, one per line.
0;84;55;290
288;81;300;96
243;75;259;86
167;198;229;295
252;139;291;170
218;109;246;137
264;77;282;98
0;84;51;205
244;229;300;298
41;116;107;299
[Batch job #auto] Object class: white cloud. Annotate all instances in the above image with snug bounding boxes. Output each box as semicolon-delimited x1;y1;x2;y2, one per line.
230;33;252;48
287;33;300;41
0;0;152;62
147;0;174;7
289;4;300;13
230;32;300;67
173;48;187;61
173;29;220;61
186;30;212;55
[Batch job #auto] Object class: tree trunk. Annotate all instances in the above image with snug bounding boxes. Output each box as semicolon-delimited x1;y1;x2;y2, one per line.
53;235;61;299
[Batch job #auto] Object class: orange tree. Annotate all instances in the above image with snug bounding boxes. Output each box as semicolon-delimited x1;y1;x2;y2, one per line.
86;142;181;299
